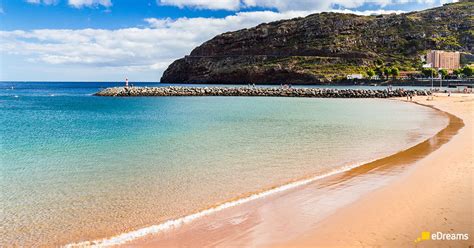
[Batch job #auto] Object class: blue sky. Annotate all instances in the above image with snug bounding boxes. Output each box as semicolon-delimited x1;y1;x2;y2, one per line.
0;0;456;81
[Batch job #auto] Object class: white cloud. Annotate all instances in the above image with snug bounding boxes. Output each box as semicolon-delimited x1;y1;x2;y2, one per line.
243;0;332;11
144;10;312;36
0;10;305;79
159;0;241;10
22;0;458;12
1;9;405;81
68;0;112;8
158;0;456;11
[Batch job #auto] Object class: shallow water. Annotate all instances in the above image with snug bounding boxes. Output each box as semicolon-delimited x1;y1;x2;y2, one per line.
0;82;447;246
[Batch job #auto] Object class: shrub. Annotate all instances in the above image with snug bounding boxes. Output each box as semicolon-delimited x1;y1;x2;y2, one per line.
462;66;473;77
439;69;448;78
391;67;399;79
367;69;375;78
422;68;438;78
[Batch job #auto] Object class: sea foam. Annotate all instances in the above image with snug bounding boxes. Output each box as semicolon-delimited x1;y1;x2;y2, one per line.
64;159;375;247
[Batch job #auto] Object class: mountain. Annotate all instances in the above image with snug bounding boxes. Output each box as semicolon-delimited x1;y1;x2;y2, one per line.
161;1;473;84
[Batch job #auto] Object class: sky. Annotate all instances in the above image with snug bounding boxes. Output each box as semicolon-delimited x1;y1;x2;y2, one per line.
0;0;458;82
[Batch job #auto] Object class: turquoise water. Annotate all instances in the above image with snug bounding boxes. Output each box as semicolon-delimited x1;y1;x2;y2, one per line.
0;82;447;246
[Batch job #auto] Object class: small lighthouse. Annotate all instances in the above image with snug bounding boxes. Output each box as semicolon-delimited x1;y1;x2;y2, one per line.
125;77;129;87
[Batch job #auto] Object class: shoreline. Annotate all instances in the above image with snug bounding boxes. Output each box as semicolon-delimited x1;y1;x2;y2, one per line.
65;159;379;247
65;96;465;247
276;93;473;247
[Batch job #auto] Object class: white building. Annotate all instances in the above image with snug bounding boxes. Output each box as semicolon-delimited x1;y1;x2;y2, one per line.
347;74;363;80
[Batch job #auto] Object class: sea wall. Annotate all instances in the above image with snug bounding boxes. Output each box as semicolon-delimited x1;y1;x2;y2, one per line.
95;86;430;98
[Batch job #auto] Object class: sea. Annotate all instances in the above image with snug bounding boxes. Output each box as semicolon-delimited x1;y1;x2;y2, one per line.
0;82;448;246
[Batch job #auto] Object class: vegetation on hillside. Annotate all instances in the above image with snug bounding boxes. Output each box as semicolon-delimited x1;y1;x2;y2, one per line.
162;1;473;84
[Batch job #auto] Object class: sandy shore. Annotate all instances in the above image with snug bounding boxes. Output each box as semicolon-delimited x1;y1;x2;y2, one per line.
118;94;472;248
276;93;473;247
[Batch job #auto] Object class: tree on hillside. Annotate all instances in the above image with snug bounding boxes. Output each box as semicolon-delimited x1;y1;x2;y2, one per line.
367;69;375;79
439;69;448;79
390;67;399;79
375;67;384;79
453;68;462;78
422;68;438;78
462;66;473;77
383;67;392;80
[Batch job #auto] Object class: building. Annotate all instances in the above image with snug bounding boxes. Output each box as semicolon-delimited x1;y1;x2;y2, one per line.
426;50;460;70
347;74;363;80
370;75;380;80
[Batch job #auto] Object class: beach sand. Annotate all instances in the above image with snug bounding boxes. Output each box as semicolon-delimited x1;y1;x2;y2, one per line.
275;93;474;247
122;93;472;248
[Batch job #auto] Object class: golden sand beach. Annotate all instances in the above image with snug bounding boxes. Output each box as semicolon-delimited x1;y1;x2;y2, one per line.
275;93;473;247
122;93;472;247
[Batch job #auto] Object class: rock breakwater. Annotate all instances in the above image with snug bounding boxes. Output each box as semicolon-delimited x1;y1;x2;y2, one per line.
95;86;430;98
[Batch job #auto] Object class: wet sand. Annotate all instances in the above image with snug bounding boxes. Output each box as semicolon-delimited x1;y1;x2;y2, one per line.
121;94;472;247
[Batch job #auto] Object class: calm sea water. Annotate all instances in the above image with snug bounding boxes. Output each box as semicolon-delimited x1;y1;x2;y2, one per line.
0;82;447;246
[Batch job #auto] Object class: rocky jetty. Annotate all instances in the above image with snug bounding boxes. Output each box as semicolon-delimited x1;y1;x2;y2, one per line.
95;86;430;98
161;1;473;84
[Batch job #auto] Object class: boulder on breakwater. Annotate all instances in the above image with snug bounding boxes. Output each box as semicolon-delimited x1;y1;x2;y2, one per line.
94;86;431;98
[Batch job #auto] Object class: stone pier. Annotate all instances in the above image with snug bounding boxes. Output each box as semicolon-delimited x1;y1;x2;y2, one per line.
95;86;430;98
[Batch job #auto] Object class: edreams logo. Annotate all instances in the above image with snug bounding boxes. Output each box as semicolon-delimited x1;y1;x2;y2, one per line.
414;231;431;243
414;231;469;243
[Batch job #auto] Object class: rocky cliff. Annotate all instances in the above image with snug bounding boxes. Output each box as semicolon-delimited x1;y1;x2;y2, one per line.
161;1;473;84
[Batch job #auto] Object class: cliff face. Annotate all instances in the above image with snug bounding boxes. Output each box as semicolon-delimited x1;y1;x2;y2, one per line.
161;1;473;84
